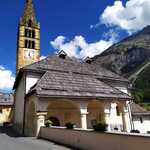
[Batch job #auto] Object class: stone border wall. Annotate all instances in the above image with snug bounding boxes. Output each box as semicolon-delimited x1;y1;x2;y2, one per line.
39;127;150;150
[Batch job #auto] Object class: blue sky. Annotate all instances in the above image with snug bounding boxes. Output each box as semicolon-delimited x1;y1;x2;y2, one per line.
0;0;123;72
0;0;150;91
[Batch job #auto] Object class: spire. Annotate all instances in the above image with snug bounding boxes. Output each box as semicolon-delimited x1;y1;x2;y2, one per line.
20;0;39;28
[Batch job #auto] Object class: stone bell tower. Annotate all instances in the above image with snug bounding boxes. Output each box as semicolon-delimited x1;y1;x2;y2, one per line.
16;0;40;73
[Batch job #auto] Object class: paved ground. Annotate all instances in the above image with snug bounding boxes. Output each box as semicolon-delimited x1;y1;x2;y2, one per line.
0;127;73;150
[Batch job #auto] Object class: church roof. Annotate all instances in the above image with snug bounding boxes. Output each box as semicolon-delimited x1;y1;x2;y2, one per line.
28;70;131;99
21;54;128;82
14;54;131;99
131;102;150;116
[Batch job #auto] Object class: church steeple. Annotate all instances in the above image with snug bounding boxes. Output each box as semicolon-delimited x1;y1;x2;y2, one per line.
20;0;39;28
16;0;40;73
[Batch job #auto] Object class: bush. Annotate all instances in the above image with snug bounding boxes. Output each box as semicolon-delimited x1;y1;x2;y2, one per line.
93;122;107;132
65;122;74;129
45;120;53;127
130;130;140;133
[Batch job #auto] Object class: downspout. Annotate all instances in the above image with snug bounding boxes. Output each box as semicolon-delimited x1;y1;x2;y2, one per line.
23;72;27;135
127;101;134;131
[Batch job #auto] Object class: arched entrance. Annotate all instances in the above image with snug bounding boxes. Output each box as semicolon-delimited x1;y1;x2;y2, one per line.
87;100;104;129
46;100;80;127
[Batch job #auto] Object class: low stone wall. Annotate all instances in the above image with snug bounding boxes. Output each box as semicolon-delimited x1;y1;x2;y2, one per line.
39;127;150;150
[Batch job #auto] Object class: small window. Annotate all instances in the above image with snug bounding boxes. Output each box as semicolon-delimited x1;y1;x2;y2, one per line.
116;106;120;116
140;117;143;123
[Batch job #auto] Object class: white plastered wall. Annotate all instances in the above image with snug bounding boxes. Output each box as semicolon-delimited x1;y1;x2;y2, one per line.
133;116;150;133
26;74;40;94
14;74;25;134
14;73;40;134
104;102;132;132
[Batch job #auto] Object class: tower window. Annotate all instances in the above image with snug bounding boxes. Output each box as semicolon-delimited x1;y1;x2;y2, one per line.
25;29;35;38
25;40;28;48
32;41;35;49
32;30;35;38
25;29;28;37
25;40;35;49
28;41;31;48
29;30;32;38
28;20;32;27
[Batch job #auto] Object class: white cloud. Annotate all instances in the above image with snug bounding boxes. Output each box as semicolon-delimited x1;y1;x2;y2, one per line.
40;56;46;60
99;0;150;34
50;35;114;58
0;66;15;91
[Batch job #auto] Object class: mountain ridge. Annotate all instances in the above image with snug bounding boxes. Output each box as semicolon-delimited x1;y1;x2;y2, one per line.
93;25;150;76
92;25;150;103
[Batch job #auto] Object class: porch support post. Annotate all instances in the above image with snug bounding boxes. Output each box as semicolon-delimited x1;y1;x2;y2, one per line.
120;102;127;132
103;102;111;131
79;103;88;130
36;112;47;136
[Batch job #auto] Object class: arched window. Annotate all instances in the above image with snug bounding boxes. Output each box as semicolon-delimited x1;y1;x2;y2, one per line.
28;19;32;27
32;41;35;49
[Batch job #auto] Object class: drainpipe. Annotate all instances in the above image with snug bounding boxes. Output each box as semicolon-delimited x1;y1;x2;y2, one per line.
127;101;134;131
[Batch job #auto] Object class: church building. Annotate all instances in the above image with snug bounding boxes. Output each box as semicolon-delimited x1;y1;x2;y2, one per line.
13;0;133;136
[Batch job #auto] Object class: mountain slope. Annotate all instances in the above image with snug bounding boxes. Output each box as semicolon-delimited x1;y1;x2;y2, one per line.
92;26;150;103
93;26;150;76
132;64;150;103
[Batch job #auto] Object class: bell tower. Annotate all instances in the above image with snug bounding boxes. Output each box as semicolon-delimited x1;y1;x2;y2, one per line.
16;0;40;73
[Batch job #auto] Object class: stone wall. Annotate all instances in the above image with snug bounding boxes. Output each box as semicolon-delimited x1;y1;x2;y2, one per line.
39;127;150;150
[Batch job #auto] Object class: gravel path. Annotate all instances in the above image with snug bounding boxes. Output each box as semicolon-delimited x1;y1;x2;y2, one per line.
0;127;72;150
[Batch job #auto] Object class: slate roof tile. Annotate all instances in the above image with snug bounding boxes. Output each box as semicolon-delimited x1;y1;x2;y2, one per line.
30;70;130;99
131;102;150;115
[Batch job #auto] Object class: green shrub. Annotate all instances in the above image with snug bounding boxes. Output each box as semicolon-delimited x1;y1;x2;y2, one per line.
65;122;74;129
93;122;107;132
45;120;53;127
